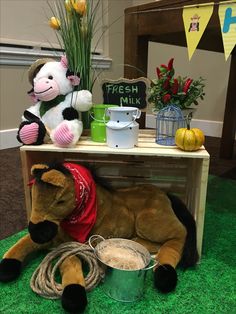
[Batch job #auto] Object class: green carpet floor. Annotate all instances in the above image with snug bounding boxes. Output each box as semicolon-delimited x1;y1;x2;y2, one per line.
0;176;236;314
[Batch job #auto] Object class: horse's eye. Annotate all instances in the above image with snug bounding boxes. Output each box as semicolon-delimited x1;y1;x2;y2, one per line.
57;200;65;204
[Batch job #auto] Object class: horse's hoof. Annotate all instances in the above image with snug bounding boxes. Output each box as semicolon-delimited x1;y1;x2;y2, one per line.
61;284;87;313
154;264;177;293
0;258;22;282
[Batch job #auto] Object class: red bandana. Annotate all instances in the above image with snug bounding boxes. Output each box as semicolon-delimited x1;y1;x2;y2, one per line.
60;163;97;243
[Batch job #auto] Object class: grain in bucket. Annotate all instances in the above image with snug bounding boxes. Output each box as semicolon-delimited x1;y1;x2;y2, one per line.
89;236;157;302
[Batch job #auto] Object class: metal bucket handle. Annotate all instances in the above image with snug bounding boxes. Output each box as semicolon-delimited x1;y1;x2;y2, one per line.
105;107;141;120
89;109;108;124
143;258;159;271
88;234;105;250
106;120;135;130
131;108;141;120
90;105;119;123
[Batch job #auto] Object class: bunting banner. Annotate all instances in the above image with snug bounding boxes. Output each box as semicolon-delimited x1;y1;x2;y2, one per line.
218;1;236;61
183;3;214;60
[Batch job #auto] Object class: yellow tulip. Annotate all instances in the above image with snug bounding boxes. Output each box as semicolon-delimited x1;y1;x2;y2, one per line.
49;17;61;30
72;0;87;16
64;0;73;12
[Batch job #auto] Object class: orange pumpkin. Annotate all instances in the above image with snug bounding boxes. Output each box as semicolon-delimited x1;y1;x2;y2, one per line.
175;126;205;151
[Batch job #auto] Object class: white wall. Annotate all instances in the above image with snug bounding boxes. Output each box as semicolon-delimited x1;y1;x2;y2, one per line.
0;0;233;148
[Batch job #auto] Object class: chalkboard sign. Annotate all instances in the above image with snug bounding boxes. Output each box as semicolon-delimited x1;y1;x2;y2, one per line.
102;77;149;110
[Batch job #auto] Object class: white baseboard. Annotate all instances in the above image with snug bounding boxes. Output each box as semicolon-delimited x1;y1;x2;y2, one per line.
189;119;223;138
146;114;236;139
0;129;21;150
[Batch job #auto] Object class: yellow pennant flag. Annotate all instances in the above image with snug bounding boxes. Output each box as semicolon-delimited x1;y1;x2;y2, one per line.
183;3;214;60
219;1;236;61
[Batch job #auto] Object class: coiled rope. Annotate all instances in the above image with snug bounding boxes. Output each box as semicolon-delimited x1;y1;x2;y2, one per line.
30;241;104;299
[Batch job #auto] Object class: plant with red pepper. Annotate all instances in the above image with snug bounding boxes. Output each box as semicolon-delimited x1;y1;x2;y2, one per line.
148;58;205;111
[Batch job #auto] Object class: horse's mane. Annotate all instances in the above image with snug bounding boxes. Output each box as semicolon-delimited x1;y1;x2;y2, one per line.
32;161;114;191
81;163;114;192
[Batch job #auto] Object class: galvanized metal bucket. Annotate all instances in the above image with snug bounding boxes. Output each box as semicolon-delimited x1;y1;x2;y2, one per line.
89;235;157;302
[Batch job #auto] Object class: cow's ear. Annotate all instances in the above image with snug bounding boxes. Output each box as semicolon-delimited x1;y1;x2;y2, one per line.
66;69;80;86
60;55;68;68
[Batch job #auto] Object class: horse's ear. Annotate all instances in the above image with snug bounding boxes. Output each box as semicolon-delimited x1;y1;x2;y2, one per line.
31;164;67;187
41;169;67;187
31;164;49;177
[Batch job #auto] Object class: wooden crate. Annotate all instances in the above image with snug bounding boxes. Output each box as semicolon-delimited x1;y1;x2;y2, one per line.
20;129;210;257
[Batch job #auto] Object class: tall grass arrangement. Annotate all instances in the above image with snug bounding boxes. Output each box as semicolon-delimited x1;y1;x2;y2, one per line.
48;0;101;127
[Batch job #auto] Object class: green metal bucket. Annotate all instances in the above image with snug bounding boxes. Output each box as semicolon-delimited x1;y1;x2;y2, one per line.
90;104;118;142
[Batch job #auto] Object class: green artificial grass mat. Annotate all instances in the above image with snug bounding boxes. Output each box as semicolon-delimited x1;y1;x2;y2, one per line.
0;176;236;314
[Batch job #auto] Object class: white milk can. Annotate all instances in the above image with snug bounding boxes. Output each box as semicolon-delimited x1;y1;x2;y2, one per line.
106;107;141;148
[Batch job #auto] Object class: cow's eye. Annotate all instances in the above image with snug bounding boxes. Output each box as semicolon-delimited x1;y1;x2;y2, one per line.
48;75;53;80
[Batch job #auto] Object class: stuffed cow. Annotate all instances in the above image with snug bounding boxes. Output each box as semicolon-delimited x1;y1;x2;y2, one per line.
17;56;92;147
0;162;198;313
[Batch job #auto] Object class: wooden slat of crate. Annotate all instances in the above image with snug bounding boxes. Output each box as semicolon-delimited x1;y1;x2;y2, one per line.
32;129;208;159
65;152;188;193
20;150;194;203
185;158;209;257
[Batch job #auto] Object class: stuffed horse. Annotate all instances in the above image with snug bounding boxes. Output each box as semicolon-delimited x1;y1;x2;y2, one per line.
0;162;198;313
17;56;92;148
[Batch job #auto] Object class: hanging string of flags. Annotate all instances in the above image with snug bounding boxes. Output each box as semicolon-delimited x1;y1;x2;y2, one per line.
183;1;236;60
133;1;236;61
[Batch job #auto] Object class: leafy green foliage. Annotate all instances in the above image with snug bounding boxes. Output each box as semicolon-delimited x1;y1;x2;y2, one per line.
149;58;205;111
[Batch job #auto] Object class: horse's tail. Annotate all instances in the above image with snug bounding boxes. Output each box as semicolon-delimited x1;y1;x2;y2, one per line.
167;193;199;269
